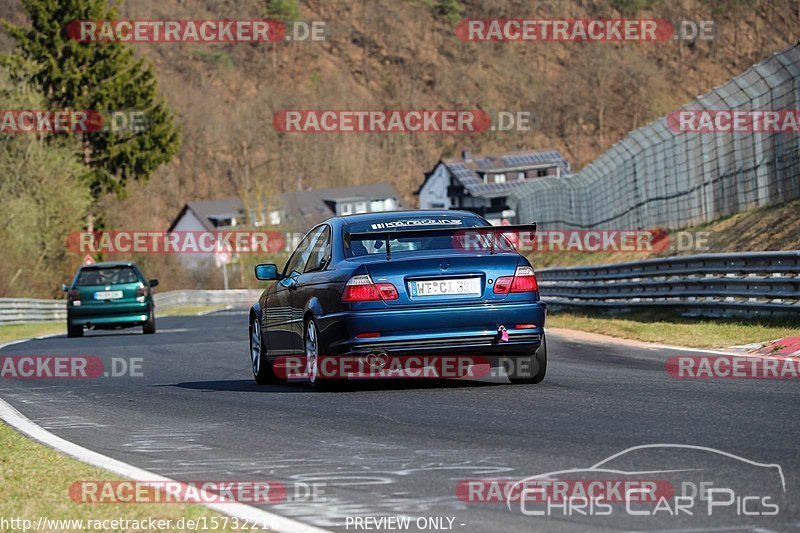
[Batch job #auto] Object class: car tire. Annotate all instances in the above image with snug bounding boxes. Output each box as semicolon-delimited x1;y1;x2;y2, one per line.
67;324;83;338
251;316;278;385
509;333;547;384
305;318;336;392
142;309;156;334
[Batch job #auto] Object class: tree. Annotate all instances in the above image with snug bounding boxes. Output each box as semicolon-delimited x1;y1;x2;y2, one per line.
0;67;91;297
2;0;180;197
433;0;462;25
264;0;300;21
610;0;659;16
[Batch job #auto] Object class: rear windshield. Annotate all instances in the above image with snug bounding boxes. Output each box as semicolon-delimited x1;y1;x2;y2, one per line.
346;217;500;257
76;267;140;286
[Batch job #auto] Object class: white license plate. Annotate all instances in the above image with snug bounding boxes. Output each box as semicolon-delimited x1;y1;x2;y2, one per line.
94;290;123;300
414;277;481;297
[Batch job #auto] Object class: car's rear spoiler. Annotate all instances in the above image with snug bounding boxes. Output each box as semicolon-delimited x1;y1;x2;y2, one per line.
345;223;537;260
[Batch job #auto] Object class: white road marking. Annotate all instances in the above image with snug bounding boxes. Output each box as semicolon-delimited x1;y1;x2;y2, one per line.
0;397;331;533
0;335;330;533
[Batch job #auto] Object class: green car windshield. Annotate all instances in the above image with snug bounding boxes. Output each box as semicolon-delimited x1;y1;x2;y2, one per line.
76;267;140;286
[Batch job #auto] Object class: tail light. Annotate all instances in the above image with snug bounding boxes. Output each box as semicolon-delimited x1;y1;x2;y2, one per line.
342;274;398;302
136;285;147;301
67;289;81;305
493;266;539;294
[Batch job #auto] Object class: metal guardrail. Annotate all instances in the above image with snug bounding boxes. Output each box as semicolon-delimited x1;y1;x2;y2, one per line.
537;251;800;317
0;289;262;325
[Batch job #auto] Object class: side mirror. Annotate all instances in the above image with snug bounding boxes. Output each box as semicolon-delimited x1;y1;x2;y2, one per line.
255;263;280;281
148;279;159;288
61;284;70;292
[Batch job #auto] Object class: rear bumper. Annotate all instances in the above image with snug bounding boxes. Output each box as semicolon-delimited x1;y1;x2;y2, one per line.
317;301;546;357
68;303;151;328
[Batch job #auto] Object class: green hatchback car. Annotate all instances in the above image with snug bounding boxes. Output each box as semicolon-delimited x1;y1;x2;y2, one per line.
63;262;159;338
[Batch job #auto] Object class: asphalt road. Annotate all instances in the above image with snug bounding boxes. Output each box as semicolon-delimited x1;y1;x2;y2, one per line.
1;311;798;532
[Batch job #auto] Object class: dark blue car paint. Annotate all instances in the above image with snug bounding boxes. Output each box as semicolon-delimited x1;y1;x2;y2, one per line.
251;210;546;365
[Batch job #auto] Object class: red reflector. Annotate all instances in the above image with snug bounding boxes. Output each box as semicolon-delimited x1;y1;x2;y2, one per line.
493;267;539;294
376;283;399;300
355;332;381;338
493;276;513;294
514;324;537;329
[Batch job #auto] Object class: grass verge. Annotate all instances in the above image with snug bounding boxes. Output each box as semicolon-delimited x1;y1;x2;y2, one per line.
0;306;229;344
156;305;228;317
528;198;800;269
547;309;800;348
0;422;241;531
0;322;64;345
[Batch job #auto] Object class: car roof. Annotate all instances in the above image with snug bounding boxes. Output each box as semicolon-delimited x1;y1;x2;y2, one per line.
79;261;137;269
336;209;484;225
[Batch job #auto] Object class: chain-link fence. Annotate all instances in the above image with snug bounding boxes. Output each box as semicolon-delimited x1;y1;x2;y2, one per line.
510;43;800;230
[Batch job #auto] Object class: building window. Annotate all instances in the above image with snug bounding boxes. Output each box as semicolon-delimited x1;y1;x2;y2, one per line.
370;199;384;212
518;172;525;181
384;198;396;210
269;210;281;225
537;169;548;177
494;174;506;183
340;203;353;215
355;201;367;214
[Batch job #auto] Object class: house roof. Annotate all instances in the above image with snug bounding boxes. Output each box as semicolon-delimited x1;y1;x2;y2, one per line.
168;183;404;231
281;183;405;227
417;149;571;199
167;198;247;232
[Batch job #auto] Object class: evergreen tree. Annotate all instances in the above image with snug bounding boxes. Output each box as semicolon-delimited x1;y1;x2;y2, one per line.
433;0;462;25
3;0;180;197
264;0;300;21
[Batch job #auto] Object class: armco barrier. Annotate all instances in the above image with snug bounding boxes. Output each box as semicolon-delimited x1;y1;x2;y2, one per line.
536;251;800;318
0;289;261;325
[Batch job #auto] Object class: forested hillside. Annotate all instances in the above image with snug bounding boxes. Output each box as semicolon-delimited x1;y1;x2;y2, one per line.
1;0;797;295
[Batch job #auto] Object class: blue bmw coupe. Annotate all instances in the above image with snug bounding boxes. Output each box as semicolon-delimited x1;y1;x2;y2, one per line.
249;210;546;390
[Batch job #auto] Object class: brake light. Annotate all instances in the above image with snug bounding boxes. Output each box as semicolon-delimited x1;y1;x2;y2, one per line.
342;275;399;302
493;266;539;294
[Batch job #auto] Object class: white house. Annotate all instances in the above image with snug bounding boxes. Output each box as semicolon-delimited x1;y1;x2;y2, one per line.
416;149;570;224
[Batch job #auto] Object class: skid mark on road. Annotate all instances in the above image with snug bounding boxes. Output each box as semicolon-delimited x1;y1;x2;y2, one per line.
35;415;106;429
121;427;213;453
122;445;515;529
